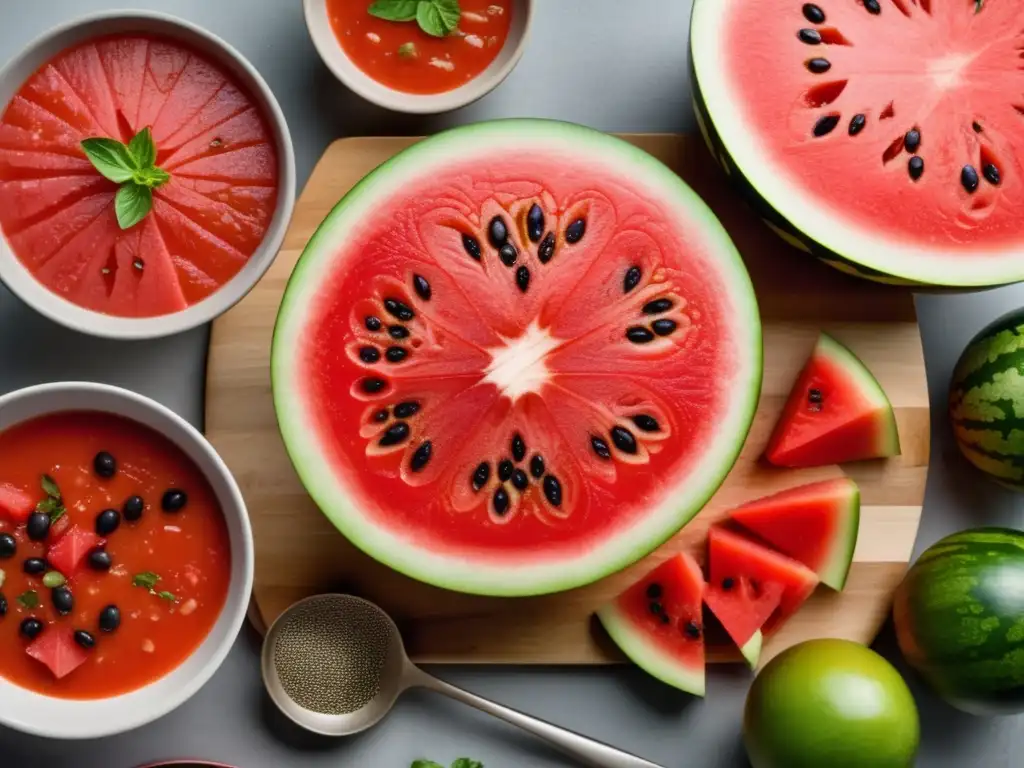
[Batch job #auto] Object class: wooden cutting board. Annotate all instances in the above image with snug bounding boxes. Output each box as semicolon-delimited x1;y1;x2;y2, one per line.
205;135;929;665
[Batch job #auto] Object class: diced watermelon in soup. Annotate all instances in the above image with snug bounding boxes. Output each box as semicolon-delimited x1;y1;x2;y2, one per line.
0;34;279;318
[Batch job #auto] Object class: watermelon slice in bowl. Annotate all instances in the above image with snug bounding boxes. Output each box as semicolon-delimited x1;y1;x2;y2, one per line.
690;0;1024;287
273;119;762;596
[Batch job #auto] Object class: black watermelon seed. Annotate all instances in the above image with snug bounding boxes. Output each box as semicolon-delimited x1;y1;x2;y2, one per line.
813;114;840;137
379;422;410;447
462;233;482;261
361;377;387;394
413;274;431;301
798;28;822;44
161;489;188;513
493;487;510;516
511;433;526;462
652;319;677;336
610;426;638;454
802;3;826;23
626;326;655;344
565;218;586;243
684;620;702;639
410;441;432;472
642;298;673;315
388;325;410;339
808;388;824;404
365;315;382;331
538;232;556;263
908;156;924;181
623;265;642;293
984;163;1001;186
471;462;490;491
52;585;74;615
646;582;663;599
527;204;545;242
722;577;735;590
848;114;866;136
631;414;660;432
20;618;43;639
511;469;529;491
386;347;408;363
591;435;612;460
864;0;881;13
488;216;508;248
94;451;117;478
87;548;112;571
529;454;545;478
74;630;96;649
660;614;671;625
649;602;663;615
99;604;121;633
24;557;47;575
383;298;415;322
374;409;389;423
973;121;983;133
393;401;421;419
904;129;921;153
962;165;980;193
499;243;518;267
123;495;144;521
0;533;15;559
359;346;380;363
806;58;831;74
542;474;562;506
95;508;121;536
27;512;50;542
516;266;530;293
498;459;514;481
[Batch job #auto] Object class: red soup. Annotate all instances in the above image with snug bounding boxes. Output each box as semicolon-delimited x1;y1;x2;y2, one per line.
0;412;231;699
328;0;514;95
0;34;280;318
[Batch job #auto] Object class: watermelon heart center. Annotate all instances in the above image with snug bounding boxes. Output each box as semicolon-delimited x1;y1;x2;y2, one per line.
483;321;560;400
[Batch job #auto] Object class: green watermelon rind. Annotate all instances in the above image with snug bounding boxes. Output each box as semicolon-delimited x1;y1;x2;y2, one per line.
740;630;763;669
596;603;706;696
688;2;1024;288
271;119;763;597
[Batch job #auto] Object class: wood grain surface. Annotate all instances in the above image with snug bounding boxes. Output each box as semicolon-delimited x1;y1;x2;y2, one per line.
205;135;929;666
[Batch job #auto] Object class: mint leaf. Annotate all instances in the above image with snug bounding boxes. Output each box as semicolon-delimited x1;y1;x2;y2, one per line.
81;137;137;183
17;590;39;609
451;760;483;768
416;0;461;36
369;0;420;21
40;474;60;500
410;762;445;768
127;127;157;169
37;496;65;522
133;571;160;590
115;183;152;230
133;166;171;189
155;590;177;602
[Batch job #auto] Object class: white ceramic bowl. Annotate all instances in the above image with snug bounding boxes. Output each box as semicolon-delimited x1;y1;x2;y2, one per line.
0;382;254;740
304;0;533;113
0;10;296;340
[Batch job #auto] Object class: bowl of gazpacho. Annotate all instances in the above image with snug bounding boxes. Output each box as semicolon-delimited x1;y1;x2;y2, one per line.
0;10;296;340
0;382;253;739
305;0;532;113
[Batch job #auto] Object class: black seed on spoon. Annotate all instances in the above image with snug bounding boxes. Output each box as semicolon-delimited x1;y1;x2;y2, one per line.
864;0;881;14
642;298;673;315
813;115;840;137
516;266;530;293
798;28;822;44
538;232;556;263
410;441;432;472
565;218;586;243
498;459;514;481
848;114;866;136
471;462;490;492
511;469;529;491
646;582;662;599
393;401;420;419
806;58;831;74
962;164;980;193
385;347;408;363
529;454;545;478
383;298;415;322
904;129;921;153
908;155;924;181
493;487;510;516
983;163;1001;185
610;426;638;454
631;414;660;432
413;274;431;301
379;422;410;447
802;3;826;23
488;216;508;248
623;266;642;293
388;325;410;339
365;315;382;331
527;204;545;242
462;233;482;261
626;326;655;344
373;409;389;423
652;319;677;336
361;377;387;394
499;243;518;267
591;435;612;460
511;434;526;462
543;475;562;507
359;346;380;363
683;620;702;639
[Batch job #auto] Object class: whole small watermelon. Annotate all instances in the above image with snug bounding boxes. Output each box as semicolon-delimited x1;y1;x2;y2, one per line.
893;528;1024;715
950;309;1024;489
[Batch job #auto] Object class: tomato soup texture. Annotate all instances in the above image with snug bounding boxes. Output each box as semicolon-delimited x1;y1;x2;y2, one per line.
0;412;231;699
329;1;513;94
0;34;280;318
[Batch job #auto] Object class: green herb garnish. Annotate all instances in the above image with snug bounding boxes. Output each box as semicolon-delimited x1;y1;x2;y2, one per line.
40;474;60;499
37;474;66;523
155;590;177;603
132;571;161;590
17;590;39;609
369;0;461;37
42;571;66;589
398;42;419;58
80;127;170;230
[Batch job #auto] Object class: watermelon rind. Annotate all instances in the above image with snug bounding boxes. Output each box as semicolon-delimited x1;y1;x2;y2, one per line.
689;3;1024;288
272;119;763;596
740;631;762;669
596;602;706;697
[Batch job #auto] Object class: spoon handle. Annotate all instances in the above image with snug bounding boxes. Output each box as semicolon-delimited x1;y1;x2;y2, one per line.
409;668;664;768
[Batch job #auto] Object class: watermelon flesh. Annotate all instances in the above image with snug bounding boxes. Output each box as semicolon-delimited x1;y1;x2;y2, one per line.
273;120;763;596
729;477;860;590
0;483;34;523
596;553;706;696
704;578;782;667
26;628;90;679
766;333;899;467
47;525;102;577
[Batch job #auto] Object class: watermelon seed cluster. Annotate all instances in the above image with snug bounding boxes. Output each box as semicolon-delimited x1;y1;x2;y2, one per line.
625;283;680;345
469;433;563;517
645;581;703;638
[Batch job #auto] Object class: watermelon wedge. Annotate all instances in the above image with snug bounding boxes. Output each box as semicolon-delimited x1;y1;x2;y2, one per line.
0;483;34;523
730;478;860;590
25;628;90;679
47;525;101;577
766;333;899;467
705;578;782;667
596;553;706;696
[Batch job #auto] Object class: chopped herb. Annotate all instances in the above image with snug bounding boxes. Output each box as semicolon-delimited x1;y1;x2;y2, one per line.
37;475;66;522
368;0;461;37
42;571;66;589
399;42;419;58
40;474;61;500
156;591;177;603
132;571;161;590
17;590;39;609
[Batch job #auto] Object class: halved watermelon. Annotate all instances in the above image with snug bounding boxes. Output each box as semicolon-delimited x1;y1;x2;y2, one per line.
730;478;860;590
766;333;899;467
0;483;34;523
47;525;101;577
705;578;782;667
691;0;1024;288
707;527;819;634
272;120;762;596
26;628;90;679
596;553;706;696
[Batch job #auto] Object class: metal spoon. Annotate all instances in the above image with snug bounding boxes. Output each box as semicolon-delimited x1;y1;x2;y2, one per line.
261;593;664;768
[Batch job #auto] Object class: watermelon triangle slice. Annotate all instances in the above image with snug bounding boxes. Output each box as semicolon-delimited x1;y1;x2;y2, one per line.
704;578;782;668
729;478;860;590
596;553;706;696
765;333;900;467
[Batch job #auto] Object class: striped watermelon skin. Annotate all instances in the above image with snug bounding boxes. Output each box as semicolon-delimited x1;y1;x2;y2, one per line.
893;528;1024;715
949;310;1024;490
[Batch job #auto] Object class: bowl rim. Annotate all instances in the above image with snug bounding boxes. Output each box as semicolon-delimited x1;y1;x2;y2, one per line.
0;9;297;341
0;381;254;739
302;0;533;114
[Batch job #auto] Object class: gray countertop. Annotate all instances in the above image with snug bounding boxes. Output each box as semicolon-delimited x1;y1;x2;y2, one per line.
1;1;1023;766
